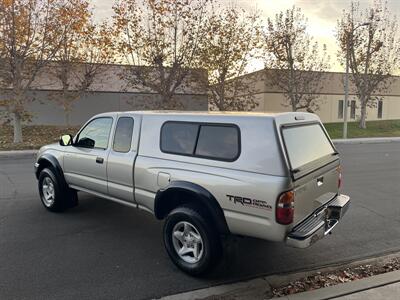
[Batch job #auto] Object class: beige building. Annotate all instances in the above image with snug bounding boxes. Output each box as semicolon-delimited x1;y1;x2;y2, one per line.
244;69;400;123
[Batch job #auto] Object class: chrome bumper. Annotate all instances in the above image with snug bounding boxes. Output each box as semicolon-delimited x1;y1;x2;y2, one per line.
286;194;350;249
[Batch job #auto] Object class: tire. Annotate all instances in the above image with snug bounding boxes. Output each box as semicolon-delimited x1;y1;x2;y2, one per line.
163;205;222;276
38;168;78;212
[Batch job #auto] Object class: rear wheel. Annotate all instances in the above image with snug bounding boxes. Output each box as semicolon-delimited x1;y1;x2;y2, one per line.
38;168;77;212
163;205;222;276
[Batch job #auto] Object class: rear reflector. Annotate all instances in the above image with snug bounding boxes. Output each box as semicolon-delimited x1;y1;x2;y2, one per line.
276;190;295;225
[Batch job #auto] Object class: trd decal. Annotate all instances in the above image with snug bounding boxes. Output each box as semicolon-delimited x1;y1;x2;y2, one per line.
226;194;272;211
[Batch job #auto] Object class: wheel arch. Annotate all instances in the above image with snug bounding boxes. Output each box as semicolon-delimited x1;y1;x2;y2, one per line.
35;154;68;190
154;181;230;235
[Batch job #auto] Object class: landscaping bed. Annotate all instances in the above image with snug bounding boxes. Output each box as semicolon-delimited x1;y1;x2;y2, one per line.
0;125;79;151
272;256;400;297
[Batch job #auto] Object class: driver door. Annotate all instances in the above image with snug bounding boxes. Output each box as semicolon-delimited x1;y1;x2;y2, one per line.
63;117;114;195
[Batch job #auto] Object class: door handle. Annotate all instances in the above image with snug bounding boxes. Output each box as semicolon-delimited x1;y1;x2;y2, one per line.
96;157;104;164
317;176;324;186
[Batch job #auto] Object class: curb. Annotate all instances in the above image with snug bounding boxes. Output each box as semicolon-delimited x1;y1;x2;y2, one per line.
332;137;400;144
0;150;38;158
278;270;400;300
159;278;271;300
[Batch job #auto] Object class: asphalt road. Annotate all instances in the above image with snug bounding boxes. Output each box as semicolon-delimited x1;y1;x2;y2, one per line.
1;143;400;300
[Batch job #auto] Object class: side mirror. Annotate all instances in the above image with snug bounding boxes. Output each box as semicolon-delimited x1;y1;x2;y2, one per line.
59;134;73;146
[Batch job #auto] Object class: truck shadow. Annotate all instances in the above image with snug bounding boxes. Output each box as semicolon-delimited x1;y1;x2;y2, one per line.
67;192;319;282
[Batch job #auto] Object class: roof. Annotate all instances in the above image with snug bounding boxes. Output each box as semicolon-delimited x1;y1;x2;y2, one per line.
96;110;320;122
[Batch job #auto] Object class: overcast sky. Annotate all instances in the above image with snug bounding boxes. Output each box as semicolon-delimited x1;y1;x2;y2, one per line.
92;0;400;72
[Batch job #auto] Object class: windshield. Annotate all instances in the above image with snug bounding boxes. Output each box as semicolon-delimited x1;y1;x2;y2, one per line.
282;123;336;170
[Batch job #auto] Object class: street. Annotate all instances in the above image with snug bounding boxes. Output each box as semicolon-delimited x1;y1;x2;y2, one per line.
0;142;400;300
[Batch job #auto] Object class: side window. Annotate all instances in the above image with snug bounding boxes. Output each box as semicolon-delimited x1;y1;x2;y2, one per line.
160;122;199;155
76;117;113;149
113;117;134;153
195;125;240;161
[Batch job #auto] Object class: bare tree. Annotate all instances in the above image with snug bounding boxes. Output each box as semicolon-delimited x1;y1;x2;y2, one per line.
337;0;399;129
49;0;116;125
112;0;210;110
197;5;262;111
264;6;330;113
0;0;73;143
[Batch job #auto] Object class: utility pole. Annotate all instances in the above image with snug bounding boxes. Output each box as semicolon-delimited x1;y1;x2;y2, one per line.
343;38;350;139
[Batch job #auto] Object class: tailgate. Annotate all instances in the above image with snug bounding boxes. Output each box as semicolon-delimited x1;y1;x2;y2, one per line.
280;122;340;224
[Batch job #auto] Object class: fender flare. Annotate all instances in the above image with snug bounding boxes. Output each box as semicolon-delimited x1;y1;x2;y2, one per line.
154;181;230;234
35;154;68;190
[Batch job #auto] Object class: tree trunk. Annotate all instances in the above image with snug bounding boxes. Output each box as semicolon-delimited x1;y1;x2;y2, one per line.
13;112;23;143
359;98;367;129
290;94;297;112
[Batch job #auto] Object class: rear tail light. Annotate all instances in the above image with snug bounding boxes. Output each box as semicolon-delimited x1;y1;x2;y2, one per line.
337;166;342;189
276;190;295;225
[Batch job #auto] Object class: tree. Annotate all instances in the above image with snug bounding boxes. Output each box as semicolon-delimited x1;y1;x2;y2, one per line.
49;0;115;125
337;0;400;129
0;0;74;143
264;6;330;113
197;6;261;111
112;0;210;110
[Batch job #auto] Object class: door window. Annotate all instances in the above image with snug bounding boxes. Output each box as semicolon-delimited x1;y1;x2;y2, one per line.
76;117;113;149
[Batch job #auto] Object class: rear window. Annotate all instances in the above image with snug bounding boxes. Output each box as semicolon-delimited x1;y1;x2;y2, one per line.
282;123;335;170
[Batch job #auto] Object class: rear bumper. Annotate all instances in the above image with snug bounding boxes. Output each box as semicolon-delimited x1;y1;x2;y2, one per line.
285;194;350;248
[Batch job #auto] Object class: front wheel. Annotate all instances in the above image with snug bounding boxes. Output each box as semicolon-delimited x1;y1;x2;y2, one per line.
163;205;222;276
38;168;77;212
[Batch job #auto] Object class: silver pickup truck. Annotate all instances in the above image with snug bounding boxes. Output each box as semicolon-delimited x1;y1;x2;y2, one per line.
34;111;350;275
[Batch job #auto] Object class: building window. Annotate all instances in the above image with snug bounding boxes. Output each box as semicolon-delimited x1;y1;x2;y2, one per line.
378;100;383;119
350;100;356;119
338;100;344;119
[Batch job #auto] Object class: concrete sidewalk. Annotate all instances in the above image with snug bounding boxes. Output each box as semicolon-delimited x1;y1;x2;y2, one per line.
0;149;37;158
332;136;400;144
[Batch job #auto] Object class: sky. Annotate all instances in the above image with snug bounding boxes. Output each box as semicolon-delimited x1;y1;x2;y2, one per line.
91;0;400;72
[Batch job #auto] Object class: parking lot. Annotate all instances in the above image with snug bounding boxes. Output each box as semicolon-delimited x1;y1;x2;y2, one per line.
1;142;400;300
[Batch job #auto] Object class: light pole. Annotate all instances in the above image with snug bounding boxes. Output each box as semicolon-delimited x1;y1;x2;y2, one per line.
343;22;370;139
